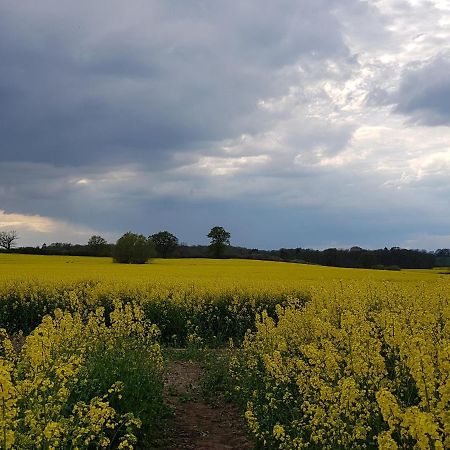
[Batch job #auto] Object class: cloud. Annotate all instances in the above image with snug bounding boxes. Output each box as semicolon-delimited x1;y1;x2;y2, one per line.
0;0;352;168
402;233;450;250
1;0;450;249
0;210;56;233
0;209;101;246
394;52;450;125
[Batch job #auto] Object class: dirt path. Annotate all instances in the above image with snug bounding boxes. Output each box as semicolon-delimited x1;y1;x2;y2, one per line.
155;359;253;450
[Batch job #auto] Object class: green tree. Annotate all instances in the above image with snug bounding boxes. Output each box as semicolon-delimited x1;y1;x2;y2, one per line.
150;231;179;258
113;232;155;264
207;226;231;258
87;235;108;256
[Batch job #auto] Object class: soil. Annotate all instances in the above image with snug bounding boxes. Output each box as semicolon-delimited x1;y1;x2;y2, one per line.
153;359;254;450
9;332;25;352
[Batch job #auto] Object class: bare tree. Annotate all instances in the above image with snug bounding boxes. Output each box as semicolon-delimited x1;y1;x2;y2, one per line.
0;230;18;250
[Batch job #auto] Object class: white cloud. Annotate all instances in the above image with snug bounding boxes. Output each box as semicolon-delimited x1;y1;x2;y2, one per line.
0;209;105;246
0;210;56;233
180;155;271;177
402;233;450;250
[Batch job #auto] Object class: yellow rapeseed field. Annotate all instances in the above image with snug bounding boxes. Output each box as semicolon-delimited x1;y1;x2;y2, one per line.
0;253;444;283
1;254;450;449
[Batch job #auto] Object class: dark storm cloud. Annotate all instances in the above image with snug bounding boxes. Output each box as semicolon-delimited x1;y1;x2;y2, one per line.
0;0;351;167
394;53;450;126
2;0;450;250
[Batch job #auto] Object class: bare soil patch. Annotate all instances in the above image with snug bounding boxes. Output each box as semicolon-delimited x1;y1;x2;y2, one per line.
153;359;253;450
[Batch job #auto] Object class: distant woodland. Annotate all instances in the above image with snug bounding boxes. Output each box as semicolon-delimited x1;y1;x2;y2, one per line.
2;238;448;269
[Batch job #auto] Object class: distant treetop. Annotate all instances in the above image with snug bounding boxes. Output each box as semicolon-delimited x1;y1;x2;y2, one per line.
207;226;230;258
150;231;179;258
87;235;109;256
0;230;18;250
113;232;155;264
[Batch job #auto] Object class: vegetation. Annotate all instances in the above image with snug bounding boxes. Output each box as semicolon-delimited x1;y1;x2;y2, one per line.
0;259;310;342
0;302;164;449
113;232;155;264
231;282;450;449
150;231;179;258
2;239;440;269
87;235;110;256
207;226;231;258
276;246;436;269
1;255;450;448
435;249;450;267
0;231;18;250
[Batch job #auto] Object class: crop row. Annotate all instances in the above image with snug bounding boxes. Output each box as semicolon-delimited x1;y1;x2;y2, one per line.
231;281;450;449
2;277;450;448
0;279;308;345
1;302;164;449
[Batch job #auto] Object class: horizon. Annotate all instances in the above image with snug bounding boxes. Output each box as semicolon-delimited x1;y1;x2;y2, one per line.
1;1;450;250
3;232;443;253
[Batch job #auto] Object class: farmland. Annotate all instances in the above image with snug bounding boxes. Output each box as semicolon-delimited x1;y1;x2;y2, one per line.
0;253;444;285
1;254;450;448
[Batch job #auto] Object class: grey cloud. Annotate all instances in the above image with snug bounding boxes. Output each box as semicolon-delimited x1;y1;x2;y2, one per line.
0;0;352;168
2;149;450;249
3;0;449;250
394;53;450;125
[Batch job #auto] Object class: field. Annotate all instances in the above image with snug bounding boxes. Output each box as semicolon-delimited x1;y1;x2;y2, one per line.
1;254;450;449
0;254;444;284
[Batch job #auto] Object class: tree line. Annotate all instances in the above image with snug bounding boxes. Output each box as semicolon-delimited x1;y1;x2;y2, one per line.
0;228;446;269
0;227;231;263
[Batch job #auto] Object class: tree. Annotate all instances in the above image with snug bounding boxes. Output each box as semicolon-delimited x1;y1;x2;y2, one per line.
150;231;179;258
0;230;18;250
87;235;108;256
207;226;230;258
113;232;155;264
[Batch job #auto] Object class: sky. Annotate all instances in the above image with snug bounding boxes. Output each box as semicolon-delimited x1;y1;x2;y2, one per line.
1;0;450;250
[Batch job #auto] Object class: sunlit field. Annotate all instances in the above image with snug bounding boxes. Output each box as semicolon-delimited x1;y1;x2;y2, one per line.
1;254;450;448
0;253;445;285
